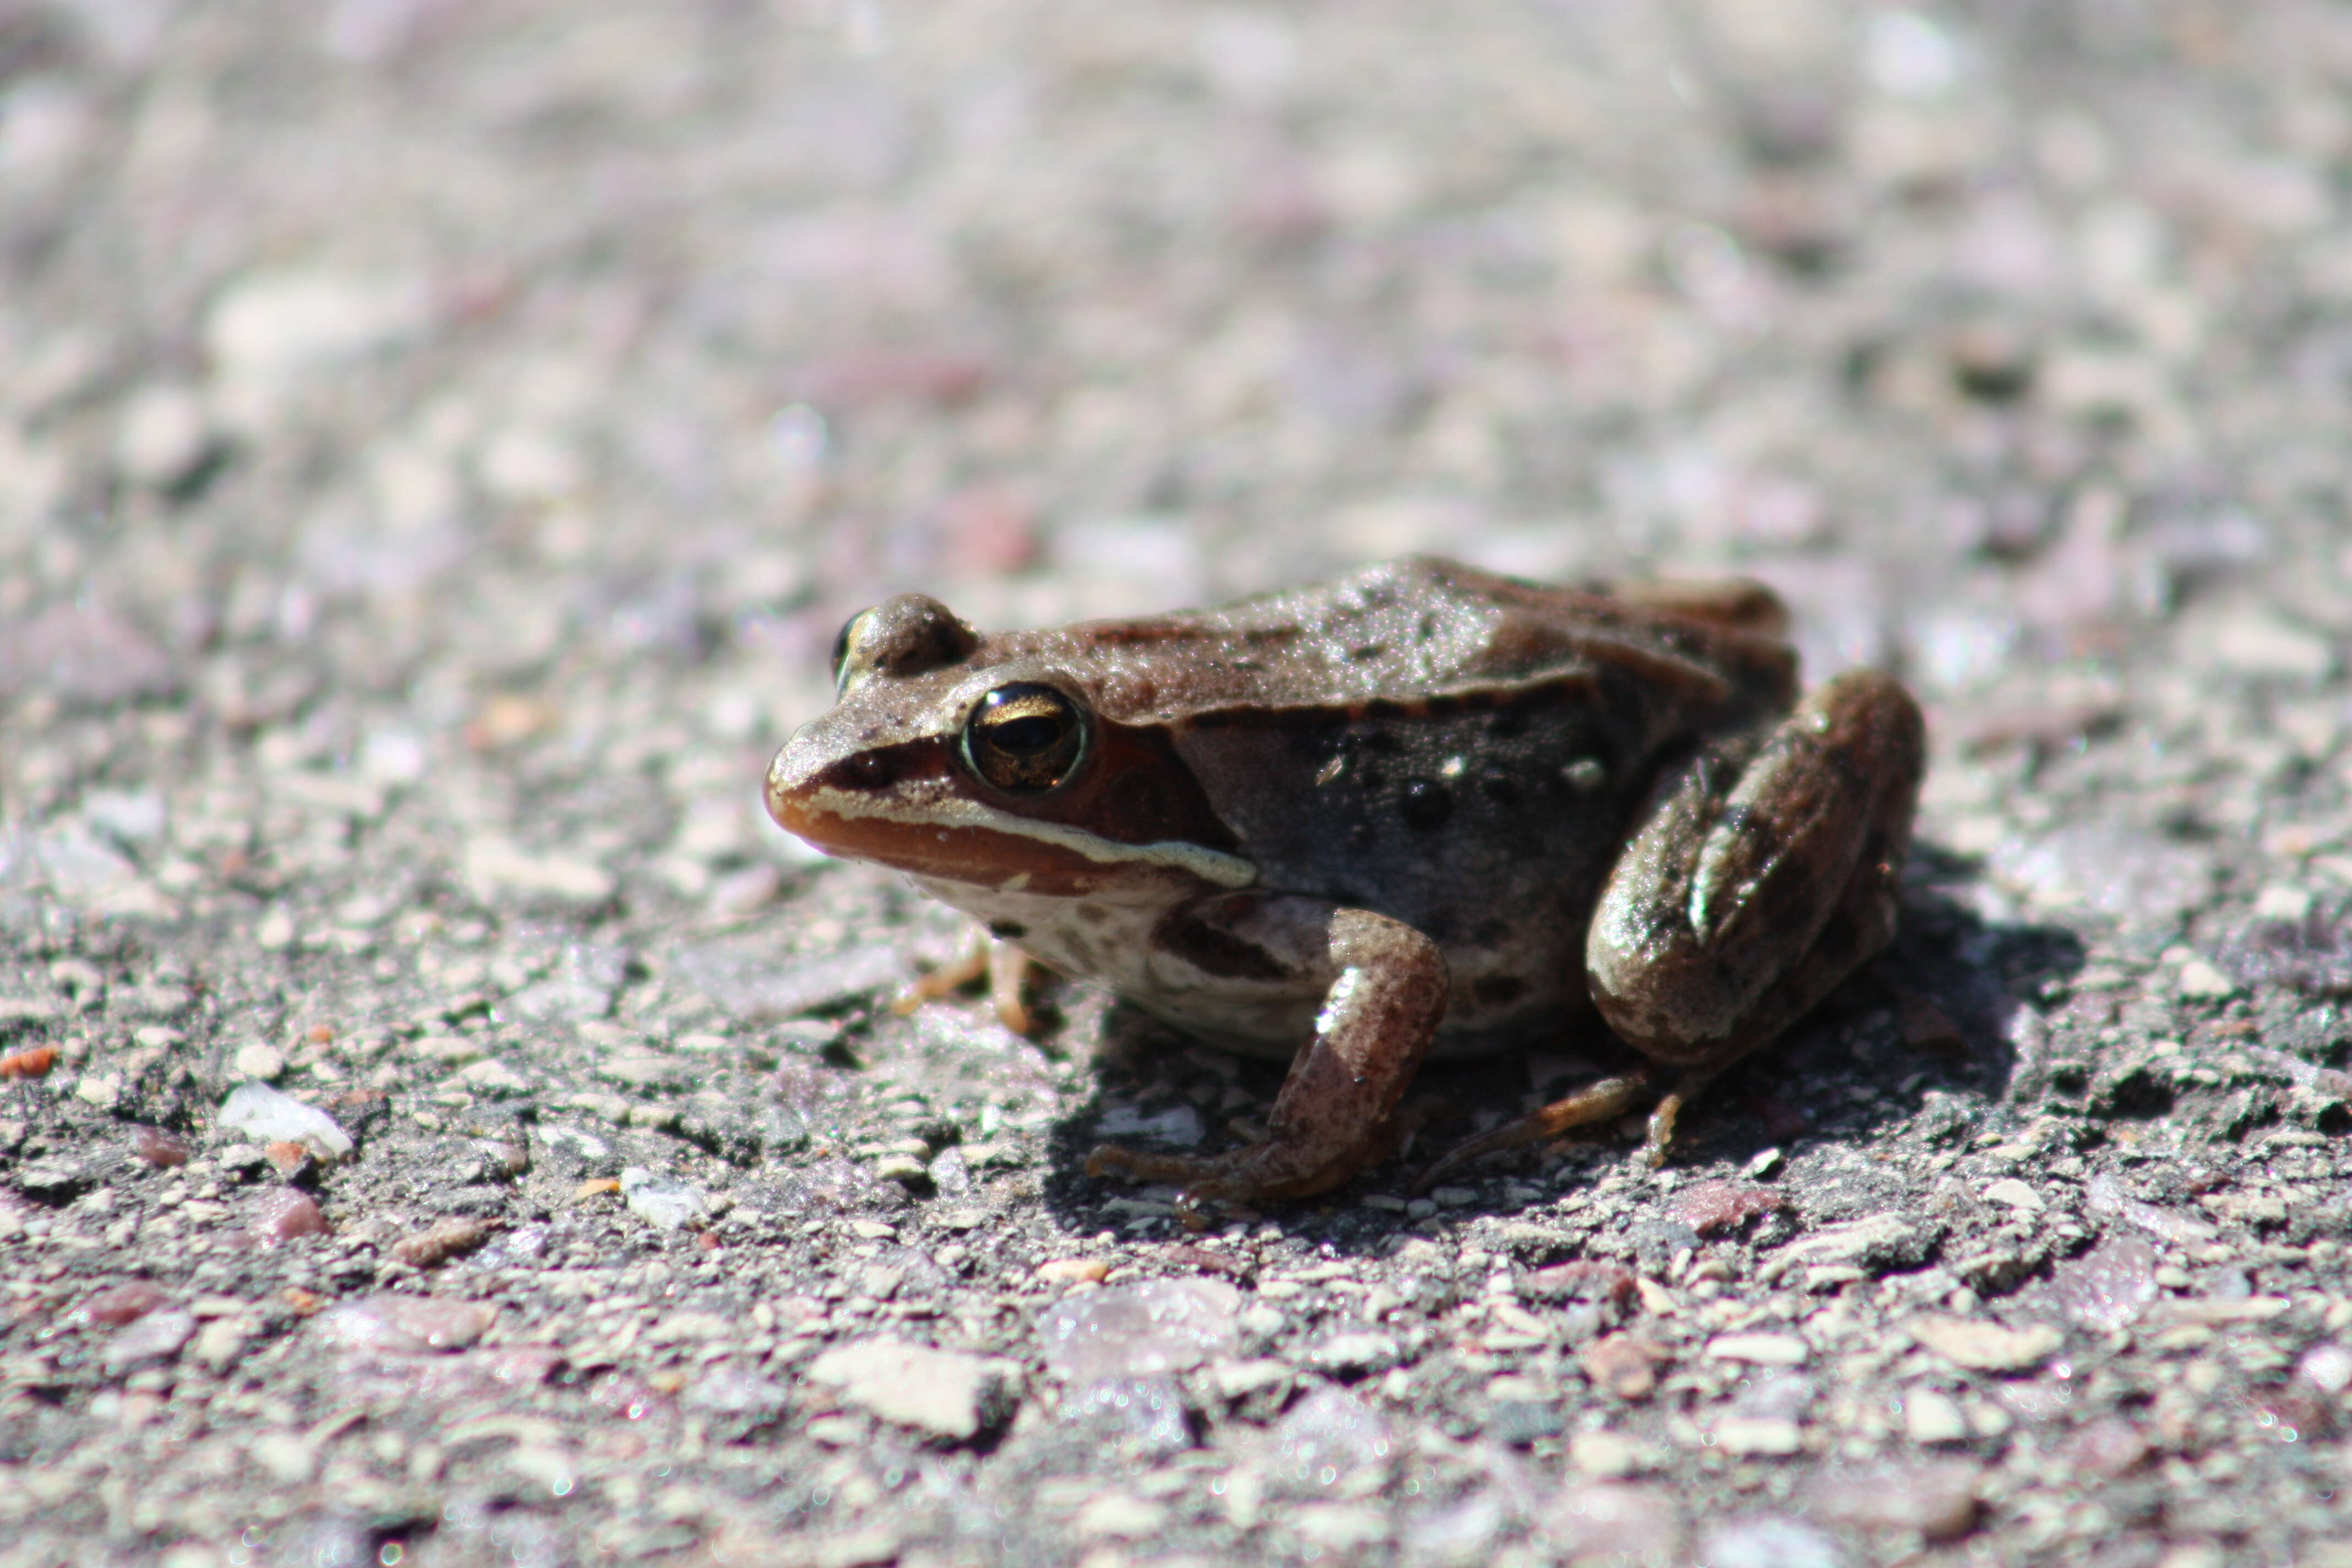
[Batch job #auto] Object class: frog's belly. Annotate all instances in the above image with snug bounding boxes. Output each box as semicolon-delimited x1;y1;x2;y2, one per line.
907;875;1593;1063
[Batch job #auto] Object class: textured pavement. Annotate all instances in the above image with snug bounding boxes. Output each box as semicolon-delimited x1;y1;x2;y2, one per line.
5;2;2352;1564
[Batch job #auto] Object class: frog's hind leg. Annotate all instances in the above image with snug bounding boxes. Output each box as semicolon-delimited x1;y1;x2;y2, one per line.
1086;899;1449;1212
1607;578;1790;639
1585;667;1925;1166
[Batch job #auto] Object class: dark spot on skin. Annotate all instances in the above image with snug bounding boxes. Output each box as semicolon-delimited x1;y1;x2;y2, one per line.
988;921;1026;939
1400;779;1452;831
1471;974;1528;1009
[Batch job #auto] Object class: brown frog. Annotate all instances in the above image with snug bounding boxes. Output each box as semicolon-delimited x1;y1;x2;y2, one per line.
766;557;1924;1208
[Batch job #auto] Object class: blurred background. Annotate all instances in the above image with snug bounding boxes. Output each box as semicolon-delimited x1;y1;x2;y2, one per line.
2;0;2347;922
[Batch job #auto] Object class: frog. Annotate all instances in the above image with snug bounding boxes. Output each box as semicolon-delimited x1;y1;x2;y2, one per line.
765;556;1925;1209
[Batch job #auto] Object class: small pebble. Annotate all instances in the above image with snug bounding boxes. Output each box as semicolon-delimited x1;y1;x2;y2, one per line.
0;1047;57;1081
80;1281;170;1326
1712;1415;1803;1457
317;1294;495;1354
233;1042;287;1081
2175;958;2239;1000
1905;1315;2062;1372
1981;1179;2045;1212
620;1166;708;1231
217;1081;355;1161
1705;1333;1809;1366
251;1189;329;1246
1525;1260;1638;1306
2059;1416;2150;1479
1676;1181;1785;1237
130;1126;193;1167
804;1338;1011;1441
113;384;215;491
1039;1280;1240;1385
392;1217;495;1269
1903;1387;1969;1445
102;1309;197;1373
1581;1333;1663;1400
1805;1461;1983;1539
1273;1386;1391;1491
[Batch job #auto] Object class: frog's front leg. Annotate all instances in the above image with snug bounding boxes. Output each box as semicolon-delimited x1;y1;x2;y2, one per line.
1086;897;1448;1208
1587;668;1926;1163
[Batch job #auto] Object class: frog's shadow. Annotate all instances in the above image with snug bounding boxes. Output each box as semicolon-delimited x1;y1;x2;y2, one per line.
1041;840;2083;1244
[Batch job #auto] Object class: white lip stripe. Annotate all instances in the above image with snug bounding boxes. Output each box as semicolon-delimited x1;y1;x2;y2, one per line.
797;782;1258;889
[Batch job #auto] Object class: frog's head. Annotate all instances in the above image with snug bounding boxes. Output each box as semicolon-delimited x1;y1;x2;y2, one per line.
765;595;1252;897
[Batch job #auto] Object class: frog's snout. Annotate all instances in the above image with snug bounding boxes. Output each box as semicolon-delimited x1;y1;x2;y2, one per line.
763;729;830;843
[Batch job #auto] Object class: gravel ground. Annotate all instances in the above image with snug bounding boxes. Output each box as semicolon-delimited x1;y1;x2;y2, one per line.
5;1;2352;1564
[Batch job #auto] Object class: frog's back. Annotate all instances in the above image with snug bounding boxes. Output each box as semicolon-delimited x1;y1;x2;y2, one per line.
1015;557;1796;726
1145;560;1802;1050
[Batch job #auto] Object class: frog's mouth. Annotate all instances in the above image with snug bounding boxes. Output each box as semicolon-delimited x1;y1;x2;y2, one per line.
765;734;1256;896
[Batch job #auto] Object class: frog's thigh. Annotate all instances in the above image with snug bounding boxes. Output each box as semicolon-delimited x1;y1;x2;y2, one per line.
1586;668;1925;1068
1091;897;1448;1204
1608;578;1789;638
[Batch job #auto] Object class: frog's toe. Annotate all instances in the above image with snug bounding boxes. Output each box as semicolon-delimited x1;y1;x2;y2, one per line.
1085;1142;1210;1185
1086;1139;1355;1208
1412;1069;1657;1192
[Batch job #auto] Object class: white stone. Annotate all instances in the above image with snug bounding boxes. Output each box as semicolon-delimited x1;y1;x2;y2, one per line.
1073;1492;1168;1540
2175;959;2238;1000
114;385;213;489
248;1432;315;1485
193;1317;249;1374
2254;884;2316;922
216;1081;354;1161
804;1339;1012;1440
1712;1415;1803;1456
255;908;297;951
1982;1179;2045;1212
1904;1387;1970;1444
1309;1332;1400;1374
476;426;586;503
456;1059;530;1094
2209;612;2337;681
620;1167;707;1232
232;1043;286;1082
463;836;615;908
1705;1332;1809;1366
1905;1315;2062;1372
1569;1430;1652;1478
1210;1359;1292;1400
205;266;429;386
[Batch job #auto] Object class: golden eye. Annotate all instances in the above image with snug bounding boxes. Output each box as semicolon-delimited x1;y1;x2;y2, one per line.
962;683;1089;795
830;608;875;695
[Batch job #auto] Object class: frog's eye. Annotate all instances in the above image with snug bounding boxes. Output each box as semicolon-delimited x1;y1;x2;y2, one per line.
962;683;1089;796
830;595;979;698
830;609;874;695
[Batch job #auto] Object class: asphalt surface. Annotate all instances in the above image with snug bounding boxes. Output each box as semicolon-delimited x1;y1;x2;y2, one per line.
5;2;2352;1564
